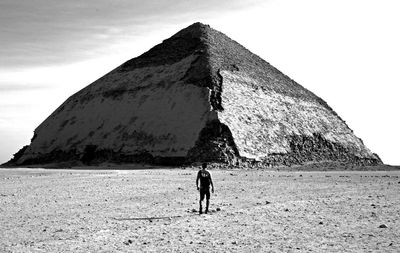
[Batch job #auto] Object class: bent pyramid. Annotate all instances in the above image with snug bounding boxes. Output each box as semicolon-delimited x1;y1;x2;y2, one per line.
7;22;381;166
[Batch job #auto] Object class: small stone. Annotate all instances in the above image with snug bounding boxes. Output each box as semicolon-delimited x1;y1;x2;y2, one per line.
265;201;271;205
319;221;323;225
284;208;289;212
378;224;388;228
191;209;197;213
232;241;237;245
216;207;221;211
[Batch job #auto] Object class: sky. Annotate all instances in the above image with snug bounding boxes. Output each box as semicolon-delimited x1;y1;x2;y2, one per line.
0;0;399;165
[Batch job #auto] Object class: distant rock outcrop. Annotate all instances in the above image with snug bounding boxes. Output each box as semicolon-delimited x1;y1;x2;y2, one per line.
4;22;382;167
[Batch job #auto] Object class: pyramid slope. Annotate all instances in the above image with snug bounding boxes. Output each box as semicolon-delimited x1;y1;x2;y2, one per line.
15;55;215;164
6;22;381;166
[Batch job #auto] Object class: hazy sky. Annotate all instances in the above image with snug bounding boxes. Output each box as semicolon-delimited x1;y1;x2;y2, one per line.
1;0;399;165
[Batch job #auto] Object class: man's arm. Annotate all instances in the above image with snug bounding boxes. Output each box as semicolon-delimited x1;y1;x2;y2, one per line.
209;173;214;193
196;171;200;191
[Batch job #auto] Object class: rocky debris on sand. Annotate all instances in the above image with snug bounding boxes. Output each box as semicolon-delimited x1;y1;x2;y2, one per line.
123;239;133;245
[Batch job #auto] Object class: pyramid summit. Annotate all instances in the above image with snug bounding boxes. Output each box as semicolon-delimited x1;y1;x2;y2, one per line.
6;22;381;167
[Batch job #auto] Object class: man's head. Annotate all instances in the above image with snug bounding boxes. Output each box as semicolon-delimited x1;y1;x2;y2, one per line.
201;162;207;170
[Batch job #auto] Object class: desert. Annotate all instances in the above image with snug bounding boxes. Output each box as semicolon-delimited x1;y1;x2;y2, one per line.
1;165;399;252
2;2;400;253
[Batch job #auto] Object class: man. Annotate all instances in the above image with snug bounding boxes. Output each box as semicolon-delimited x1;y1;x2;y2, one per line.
196;162;214;214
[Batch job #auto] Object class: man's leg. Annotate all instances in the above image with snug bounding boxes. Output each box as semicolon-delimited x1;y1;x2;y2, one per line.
205;190;210;214
199;190;205;214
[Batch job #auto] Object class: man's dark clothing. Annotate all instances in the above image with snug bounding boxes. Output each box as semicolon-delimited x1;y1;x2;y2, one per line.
199;188;210;201
197;170;212;189
197;170;212;200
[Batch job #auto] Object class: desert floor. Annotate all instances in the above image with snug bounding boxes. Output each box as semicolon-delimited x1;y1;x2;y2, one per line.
0;167;399;252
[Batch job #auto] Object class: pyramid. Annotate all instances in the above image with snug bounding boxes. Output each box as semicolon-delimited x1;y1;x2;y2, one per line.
6;22;381;167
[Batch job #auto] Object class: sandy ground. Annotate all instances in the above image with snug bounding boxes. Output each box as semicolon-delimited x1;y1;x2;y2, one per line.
0;167;399;252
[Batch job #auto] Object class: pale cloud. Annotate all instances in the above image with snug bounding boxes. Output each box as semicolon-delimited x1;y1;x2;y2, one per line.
0;84;48;92
0;0;261;69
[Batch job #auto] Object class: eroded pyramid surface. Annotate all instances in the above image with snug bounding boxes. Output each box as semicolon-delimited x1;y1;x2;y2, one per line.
7;22;381;166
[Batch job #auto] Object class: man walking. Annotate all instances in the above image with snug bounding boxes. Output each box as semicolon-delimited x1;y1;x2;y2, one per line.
196;163;214;214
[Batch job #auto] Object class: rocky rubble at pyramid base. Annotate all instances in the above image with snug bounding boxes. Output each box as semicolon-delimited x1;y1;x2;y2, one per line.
190;133;381;168
3;147;187;167
4;132;381;168
254;133;382;167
